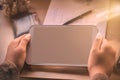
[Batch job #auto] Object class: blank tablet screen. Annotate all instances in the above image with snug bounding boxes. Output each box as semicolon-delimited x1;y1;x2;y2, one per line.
26;25;98;67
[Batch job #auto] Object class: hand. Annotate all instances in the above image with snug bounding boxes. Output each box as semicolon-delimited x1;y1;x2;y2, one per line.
5;34;31;71
88;33;116;77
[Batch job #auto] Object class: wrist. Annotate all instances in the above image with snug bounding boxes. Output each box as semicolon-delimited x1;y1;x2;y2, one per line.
1;60;20;79
89;66;111;78
91;73;109;80
4;60;20;72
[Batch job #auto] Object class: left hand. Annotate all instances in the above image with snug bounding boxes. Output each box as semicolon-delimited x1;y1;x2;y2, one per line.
5;34;31;71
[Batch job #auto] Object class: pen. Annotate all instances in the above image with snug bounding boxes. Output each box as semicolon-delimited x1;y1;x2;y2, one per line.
63;10;92;25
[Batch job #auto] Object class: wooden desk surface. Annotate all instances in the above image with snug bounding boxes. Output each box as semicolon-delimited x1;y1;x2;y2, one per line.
30;0;51;24
0;0;120;80
0;12;14;64
21;0;120;80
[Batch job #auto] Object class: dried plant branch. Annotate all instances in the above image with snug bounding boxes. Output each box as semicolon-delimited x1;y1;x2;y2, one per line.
2;0;31;17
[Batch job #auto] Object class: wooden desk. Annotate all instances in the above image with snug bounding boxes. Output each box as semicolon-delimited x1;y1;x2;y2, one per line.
0;0;120;80
21;0;120;80
30;0;51;24
0;12;14;64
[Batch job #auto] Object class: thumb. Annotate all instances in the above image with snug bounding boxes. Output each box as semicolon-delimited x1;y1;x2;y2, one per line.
18;34;31;48
91;33;103;51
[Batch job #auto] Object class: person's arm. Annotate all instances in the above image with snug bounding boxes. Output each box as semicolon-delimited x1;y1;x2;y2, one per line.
0;34;31;80
0;61;19;80
90;73;109;80
88;33;116;80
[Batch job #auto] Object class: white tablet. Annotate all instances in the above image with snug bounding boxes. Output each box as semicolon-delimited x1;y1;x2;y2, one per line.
26;25;98;67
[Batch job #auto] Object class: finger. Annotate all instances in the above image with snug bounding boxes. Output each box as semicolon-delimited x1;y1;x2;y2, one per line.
13;34;27;47
101;39;115;52
91;33;103;50
18;34;31;48
14;34;26;43
101;38;108;49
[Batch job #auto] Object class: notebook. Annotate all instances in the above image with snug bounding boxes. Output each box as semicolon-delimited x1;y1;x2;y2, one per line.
12;13;40;37
43;0;109;25
26;25;98;67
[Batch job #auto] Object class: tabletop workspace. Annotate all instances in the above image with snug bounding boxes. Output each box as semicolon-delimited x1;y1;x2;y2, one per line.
1;0;120;80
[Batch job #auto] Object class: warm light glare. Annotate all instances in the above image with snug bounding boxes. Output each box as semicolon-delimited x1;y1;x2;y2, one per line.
109;5;120;19
96;5;120;23
112;5;120;13
96;10;109;24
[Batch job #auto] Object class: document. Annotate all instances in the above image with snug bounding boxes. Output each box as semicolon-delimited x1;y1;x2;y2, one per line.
44;0;109;25
43;0;109;37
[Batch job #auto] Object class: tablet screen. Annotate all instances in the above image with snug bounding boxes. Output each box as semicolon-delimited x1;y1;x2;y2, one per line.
26;25;98;67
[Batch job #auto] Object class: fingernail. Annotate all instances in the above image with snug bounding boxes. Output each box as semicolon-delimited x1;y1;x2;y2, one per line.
96;33;102;39
25;34;31;39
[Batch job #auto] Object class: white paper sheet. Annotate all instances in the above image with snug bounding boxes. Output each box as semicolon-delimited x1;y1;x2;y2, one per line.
43;0;110;37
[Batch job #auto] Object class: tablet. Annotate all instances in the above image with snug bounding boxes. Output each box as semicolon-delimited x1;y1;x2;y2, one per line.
26;25;98;67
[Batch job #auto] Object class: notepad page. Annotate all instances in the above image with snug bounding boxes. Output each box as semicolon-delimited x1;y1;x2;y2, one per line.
43;0;109;25
43;0;109;37
43;0;93;25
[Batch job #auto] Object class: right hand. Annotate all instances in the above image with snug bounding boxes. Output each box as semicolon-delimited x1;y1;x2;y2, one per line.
88;33;117;77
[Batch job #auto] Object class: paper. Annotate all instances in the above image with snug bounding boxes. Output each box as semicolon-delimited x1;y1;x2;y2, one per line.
44;0;109;25
44;0;93;25
43;0;110;37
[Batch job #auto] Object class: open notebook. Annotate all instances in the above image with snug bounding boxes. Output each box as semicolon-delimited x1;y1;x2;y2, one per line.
43;0;109;37
26;25;98;67
44;0;109;25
